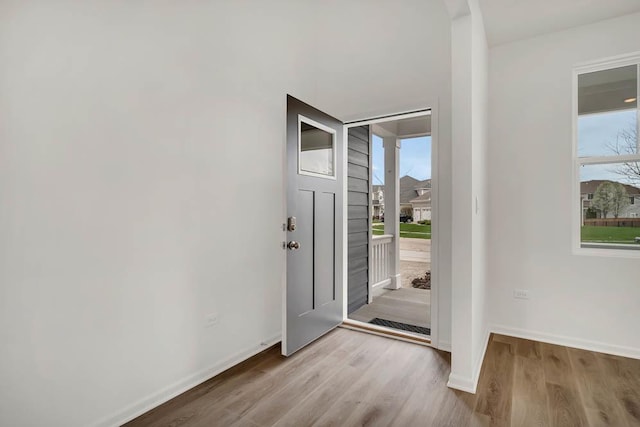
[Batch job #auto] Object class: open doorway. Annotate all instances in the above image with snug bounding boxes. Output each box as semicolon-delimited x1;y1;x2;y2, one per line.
344;111;435;343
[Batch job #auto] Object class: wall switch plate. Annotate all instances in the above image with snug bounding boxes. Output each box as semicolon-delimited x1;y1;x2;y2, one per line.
513;289;529;300
204;313;219;328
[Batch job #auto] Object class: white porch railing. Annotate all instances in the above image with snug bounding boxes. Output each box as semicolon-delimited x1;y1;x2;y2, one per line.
371;234;393;288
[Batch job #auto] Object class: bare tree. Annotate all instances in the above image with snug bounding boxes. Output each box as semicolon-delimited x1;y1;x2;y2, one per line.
608;126;640;184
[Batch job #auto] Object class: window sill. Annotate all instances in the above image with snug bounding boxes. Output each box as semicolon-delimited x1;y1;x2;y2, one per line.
574;243;640;258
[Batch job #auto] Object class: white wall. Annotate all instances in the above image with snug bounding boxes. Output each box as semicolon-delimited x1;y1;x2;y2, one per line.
0;1;452;425
488;12;640;356
470;0;490;389
448;0;490;393
450;12;475;389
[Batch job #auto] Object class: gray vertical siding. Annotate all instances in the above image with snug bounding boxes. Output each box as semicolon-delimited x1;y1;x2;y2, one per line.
347;125;370;314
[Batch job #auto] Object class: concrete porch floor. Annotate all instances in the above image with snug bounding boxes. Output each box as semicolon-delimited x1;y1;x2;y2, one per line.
349;237;431;332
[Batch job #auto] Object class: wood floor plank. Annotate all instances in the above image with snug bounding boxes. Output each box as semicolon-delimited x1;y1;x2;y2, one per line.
512;354;549;427
541;342;574;387
475;339;515;425
567;347;628;427
124;348;282;427
272;333;392;427
545;382;589;427
310;339;421;427
231;330;367;424
516;339;542;360
492;334;518;355
126;330;346;427
337;343;427;426
390;350;457;426
126;329;640;427
597;353;640;426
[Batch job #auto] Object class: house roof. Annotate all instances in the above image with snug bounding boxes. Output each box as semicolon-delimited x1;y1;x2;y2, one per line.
371;176;432;204
410;191;431;208
580;180;640;196
400;176;431;204
410;192;431;203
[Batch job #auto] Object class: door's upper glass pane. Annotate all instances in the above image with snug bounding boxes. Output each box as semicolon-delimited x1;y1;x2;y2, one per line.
578;65;638;157
300;121;334;176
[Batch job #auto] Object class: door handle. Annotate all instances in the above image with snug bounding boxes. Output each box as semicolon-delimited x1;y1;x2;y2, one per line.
287;241;300;250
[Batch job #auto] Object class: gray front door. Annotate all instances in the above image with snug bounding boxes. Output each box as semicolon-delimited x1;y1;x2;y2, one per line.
283;95;344;356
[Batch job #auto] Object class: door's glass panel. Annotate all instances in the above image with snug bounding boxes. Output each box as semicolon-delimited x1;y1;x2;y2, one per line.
300;122;334;176
578;65;638;157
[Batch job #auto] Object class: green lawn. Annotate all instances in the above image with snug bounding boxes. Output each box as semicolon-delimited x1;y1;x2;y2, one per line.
581;226;640;244
372;223;431;239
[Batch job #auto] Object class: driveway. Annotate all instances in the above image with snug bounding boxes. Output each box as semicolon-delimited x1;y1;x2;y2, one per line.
400;237;430;262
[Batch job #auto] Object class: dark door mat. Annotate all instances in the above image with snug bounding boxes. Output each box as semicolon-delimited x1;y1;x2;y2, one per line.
369;318;430;336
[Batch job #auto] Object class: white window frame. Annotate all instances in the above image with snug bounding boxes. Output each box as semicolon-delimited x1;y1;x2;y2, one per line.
572;52;640;257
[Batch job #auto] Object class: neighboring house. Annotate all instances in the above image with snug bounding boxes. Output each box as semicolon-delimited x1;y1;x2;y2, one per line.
400;176;431;215
373;176;432;221
410;192;432;221
372;185;384;219
581;180;640;218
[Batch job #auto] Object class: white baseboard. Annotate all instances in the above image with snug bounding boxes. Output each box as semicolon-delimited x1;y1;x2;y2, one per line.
372;278;392;289
491;324;640;360
92;333;282;427
473;327;491;387
446;373;477;393
446;326;490;394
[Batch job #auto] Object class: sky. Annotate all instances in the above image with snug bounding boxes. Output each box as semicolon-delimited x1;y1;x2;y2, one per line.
371;135;431;185
578;109;638;184
369;110;637;186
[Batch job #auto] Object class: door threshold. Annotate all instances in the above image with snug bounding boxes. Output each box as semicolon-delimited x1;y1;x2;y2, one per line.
341;319;431;346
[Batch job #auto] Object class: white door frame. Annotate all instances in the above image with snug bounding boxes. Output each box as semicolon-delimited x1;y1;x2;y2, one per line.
341;104;440;349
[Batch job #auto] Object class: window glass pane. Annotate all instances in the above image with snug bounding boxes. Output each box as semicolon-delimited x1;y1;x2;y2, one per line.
578;110;637;157
371;134;384;224
579;163;640;249
300;122;334;176
578;65;637;115
578;65;638;157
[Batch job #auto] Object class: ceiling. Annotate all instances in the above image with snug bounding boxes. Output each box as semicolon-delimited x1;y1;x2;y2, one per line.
478;0;640;46
372;115;431;139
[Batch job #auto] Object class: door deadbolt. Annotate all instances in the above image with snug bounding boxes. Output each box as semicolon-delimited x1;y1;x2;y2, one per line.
287;217;296;232
287;241;300;250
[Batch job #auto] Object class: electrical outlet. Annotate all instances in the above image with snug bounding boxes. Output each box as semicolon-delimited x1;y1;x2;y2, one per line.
204;313;219;328
513;289;529;300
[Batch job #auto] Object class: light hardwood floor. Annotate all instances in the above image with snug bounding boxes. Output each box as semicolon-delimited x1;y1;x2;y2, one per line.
125;329;640;427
